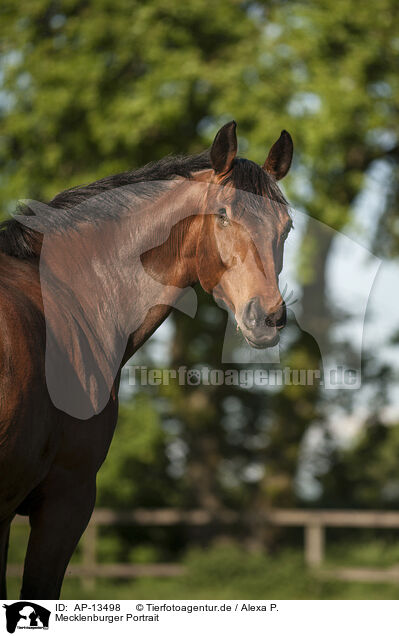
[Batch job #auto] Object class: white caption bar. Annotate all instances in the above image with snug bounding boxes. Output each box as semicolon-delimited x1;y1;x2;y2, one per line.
2;600;397;636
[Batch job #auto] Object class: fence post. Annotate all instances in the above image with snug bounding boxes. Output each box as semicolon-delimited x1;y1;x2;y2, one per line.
82;521;97;591
304;522;324;567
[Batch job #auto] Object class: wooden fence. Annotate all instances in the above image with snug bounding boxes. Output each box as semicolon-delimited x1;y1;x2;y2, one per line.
9;508;399;587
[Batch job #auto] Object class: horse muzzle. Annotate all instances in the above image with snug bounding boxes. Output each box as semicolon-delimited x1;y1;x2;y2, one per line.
239;296;286;349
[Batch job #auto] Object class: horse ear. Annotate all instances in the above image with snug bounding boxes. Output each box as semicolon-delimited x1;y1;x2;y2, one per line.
210;121;238;175
263;130;293;180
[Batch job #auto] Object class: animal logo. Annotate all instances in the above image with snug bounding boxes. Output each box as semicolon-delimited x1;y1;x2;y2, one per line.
3;602;50;633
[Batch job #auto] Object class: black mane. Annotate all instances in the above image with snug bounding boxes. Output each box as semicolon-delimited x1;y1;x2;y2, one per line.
0;151;286;259
224;157;287;215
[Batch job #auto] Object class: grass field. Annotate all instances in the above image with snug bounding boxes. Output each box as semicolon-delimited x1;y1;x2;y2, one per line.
6;541;399;600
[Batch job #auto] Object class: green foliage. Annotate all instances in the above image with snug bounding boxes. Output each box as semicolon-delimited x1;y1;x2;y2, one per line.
326;537;399;568
2;0;398;227
184;544;316;596
97;394;175;508
0;0;258;205
319;418;399;509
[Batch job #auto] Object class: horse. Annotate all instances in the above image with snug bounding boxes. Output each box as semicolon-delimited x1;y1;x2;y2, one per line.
0;120;293;599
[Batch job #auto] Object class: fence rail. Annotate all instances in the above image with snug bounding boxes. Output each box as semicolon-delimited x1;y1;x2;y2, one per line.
10;508;399;587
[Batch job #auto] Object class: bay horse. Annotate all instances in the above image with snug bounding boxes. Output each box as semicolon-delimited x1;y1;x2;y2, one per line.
0;121;293;599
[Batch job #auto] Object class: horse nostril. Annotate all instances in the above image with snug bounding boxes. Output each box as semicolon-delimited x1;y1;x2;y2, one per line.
277;302;287;328
242;299;286;332
267;302;286;329
242;297;262;330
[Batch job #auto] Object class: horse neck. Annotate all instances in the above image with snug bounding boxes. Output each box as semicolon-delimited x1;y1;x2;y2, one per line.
137;182;203;287
121;180;204;358
46;179;203;355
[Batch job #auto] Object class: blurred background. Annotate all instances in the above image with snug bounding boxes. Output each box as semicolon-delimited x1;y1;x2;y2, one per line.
1;0;399;599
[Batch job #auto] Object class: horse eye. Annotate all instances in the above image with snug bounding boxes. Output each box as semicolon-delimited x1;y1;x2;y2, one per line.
218;208;229;227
